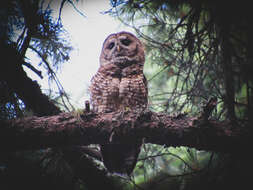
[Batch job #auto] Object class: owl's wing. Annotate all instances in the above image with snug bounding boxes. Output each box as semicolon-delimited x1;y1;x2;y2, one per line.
89;73;103;112
143;74;148;106
90;65;121;113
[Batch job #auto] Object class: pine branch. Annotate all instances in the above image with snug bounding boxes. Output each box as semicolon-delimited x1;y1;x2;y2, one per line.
0;110;250;153
0;43;61;116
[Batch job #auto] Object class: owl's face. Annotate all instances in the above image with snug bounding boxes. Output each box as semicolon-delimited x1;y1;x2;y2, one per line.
100;31;145;68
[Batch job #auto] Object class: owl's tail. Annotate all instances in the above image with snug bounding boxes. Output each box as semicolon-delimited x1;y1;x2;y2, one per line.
100;143;141;176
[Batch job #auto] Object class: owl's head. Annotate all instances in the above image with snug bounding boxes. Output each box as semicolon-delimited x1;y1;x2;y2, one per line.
99;31;145;68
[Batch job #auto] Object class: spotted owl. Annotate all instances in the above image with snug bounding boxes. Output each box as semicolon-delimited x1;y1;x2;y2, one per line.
90;31;148;175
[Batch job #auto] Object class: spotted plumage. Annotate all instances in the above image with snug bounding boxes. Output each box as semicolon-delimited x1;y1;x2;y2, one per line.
90;31;148;175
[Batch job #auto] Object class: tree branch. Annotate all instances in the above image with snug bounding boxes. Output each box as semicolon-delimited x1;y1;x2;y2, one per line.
0;43;61;116
22;61;43;79
0;110;250;153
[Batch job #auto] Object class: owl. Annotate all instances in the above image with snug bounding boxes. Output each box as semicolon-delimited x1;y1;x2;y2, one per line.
90;31;148;175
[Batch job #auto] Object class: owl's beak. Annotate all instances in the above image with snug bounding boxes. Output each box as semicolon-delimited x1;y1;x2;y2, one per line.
117;45;121;52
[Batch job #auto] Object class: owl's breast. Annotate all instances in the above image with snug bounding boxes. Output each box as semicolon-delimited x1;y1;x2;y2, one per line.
110;77;120;97
119;74;148;111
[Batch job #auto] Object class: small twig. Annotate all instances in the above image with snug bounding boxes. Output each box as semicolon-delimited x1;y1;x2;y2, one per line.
138;152;196;171
67;0;86;18
29;45;75;112
23;62;43;79
85;100;90;112
147;65;170;82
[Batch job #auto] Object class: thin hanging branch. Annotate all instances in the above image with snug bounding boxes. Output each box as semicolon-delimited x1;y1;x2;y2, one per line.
29;45;74;112
22;62;43;79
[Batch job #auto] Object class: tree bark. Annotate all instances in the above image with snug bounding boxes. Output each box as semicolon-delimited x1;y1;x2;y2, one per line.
0;110;250;153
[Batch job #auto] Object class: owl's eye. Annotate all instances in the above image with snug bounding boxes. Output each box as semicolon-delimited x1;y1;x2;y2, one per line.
107;42;115;49
121;39;131;46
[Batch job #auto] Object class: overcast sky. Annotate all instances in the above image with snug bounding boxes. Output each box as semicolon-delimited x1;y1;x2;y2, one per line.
26;1;134;108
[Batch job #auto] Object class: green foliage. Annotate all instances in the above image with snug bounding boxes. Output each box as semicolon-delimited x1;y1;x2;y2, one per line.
110;1;223;116
0;1;83;189
119;145;215;189
106;0;253;189
0;0;75;117
110;0;253;121
0;81;25;119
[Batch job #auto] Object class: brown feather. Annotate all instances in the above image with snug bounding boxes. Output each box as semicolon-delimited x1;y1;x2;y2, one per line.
90;31;148;175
